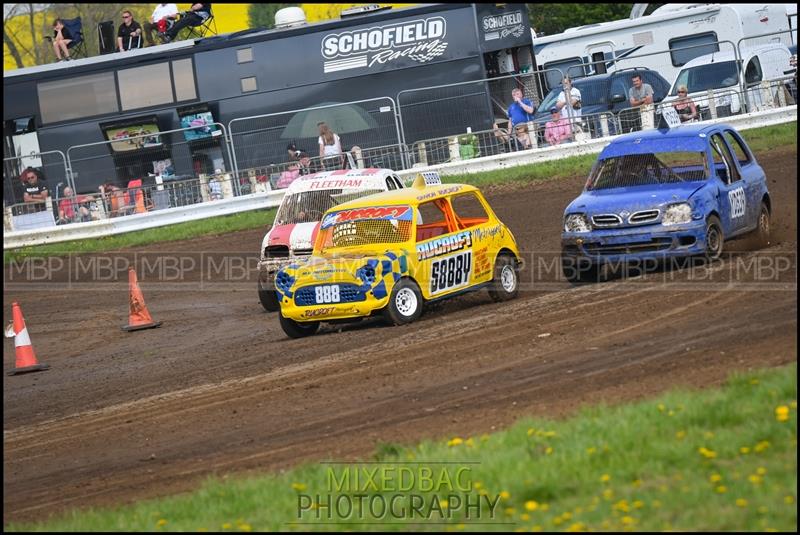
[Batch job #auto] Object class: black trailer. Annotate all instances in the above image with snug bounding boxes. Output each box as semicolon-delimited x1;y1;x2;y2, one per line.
3;3;533;197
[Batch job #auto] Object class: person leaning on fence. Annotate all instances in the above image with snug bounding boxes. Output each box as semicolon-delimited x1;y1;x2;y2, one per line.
51;19;74;62
162;3;212;43
57;186;91;224
673;85;699;123
544;107;573;146
556;76;582;120
493;121;532;151
144;3;179;46
118;10;144;52
507;87;536;127
628;74;654;108
207;174;223;200
318;122;344;171
22;168;49;212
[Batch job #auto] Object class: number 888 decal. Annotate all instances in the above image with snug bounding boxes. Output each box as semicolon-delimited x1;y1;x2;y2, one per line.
430;251;472;295
727;187;746;219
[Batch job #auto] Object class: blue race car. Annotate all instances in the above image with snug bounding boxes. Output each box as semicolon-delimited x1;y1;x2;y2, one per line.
561;123;771;283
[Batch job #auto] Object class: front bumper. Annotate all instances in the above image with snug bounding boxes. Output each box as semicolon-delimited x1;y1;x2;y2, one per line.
277;281;390;323
561;219;707;265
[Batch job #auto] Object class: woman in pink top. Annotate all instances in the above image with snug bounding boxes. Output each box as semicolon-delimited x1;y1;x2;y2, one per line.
544;107;572;146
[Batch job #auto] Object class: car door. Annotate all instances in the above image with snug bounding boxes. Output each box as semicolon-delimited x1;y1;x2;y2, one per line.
709;132;747;237
722;129;765;232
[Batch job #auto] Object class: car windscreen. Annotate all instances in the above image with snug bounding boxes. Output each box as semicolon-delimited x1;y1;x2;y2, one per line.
671;61;739;95
587;152;707;190
275;189;384;225
317;205;414;251
537;78;610;113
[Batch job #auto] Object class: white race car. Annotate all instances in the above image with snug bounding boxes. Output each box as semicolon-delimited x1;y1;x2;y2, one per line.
257;168;411;311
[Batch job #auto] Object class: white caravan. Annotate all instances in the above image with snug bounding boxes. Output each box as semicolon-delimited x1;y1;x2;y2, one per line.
532;4;795;92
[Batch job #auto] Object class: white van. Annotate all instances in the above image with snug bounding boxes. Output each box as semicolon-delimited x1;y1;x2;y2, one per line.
663;43;792;117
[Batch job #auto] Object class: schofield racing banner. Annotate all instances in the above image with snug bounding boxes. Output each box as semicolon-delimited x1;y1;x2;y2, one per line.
321;17;448;73
474;3;532;51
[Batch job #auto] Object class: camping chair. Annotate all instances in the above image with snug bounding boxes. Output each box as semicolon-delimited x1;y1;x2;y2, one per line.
185;9;217;39
45;17;87;59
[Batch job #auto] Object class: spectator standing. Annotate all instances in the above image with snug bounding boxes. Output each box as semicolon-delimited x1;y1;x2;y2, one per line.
144;3;179;46
57;186;91;224
628;74;654;108
22;168;49;213
673;85;699;122
556;76;582;120
544;107;573;146
318;122;344;170
118;10;144;52
162;3;212;43
208;175;223;200
506;87;535;127
51;19;74;62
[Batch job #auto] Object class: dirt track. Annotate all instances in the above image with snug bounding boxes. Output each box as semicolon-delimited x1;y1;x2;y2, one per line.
3;147;797;523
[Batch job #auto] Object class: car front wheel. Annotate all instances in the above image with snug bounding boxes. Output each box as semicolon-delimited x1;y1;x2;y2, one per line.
383;279;423;325
259;284;279;312
705;215;724;260
279;313;320;338
488;254;519;301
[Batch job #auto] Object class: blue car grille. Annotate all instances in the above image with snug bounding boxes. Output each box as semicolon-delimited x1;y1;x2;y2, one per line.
294;284;366;306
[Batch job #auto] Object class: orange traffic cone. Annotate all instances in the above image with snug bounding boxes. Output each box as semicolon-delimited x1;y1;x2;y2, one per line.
5;302;50;376
122;267;162;332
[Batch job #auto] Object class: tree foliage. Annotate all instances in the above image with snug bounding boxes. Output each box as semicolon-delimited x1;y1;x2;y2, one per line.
529;4;636;37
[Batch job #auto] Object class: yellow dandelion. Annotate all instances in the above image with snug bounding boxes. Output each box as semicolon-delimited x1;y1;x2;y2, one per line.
775;406;790;422
587;447;597;455
736;499;748;508
657;403;666;412
602;489;615;500
527;428;535;436
784;495;795;504
790;401;797;409
543;430;557;438
156;519;168;527
499;491;511;500
561;511;572;521
465;438;475;447
440;499;449;509
652;500;662;509
480;434;490;442
291;482;307;492
633;500;644;509
613;500;630;513
504;507;516;516
456;524;465;530
632;479;642;487
698;447;717;459
473;481;483;490
621;516;636;525
748;474;762;485
532;525;543;532
545;446;553;455
552;517;563;526
716;485;727;494
710;474;723;483
754;440;770;453
566;522;587;532
478;488;488;496
675;430;686;440
756;467;767;476
740;446;751;455
520;513;530;521
600;474;611;483
222;523;232;530
525;500;539;511
448;437;463;447
750;379;759;385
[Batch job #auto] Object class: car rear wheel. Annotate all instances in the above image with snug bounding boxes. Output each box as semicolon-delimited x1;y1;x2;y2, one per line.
753;201;771;249
279;313;320;338
383;279;423;326
488;254;519;301
704;215;724;260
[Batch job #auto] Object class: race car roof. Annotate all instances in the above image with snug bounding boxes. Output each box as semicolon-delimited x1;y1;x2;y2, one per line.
285;168;395;193
328;183;479;211
600;123;724;158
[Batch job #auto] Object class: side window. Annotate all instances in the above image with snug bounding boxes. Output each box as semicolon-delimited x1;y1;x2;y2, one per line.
668;32;719;67
611;77;628;99
710;133;740;183
390;174;405;189
450;192;490;230
745;57;762;84
385;177;397;190
723;130;751;166
417;200;451;241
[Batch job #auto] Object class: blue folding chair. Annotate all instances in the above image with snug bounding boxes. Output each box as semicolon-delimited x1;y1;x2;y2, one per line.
61;17;87;58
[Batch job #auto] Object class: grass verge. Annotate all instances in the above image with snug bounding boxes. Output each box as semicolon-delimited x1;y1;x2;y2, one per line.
7;363;796;532
4;121;796;264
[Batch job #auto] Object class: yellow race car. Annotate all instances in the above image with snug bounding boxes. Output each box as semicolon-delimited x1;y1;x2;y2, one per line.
275;174;523;338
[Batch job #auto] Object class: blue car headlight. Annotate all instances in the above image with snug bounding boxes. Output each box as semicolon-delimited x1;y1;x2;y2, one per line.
564;213;591;233
662;203;692;226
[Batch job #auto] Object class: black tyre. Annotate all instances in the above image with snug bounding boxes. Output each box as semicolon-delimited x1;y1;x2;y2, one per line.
561;254;600;284
279;313;320;339
753;201;771;249
704;215;724;260
258;285;279;312
488;254;519;301
383;278;423;326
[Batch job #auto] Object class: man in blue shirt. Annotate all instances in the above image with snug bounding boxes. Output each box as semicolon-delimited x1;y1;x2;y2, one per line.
507;88;536;127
